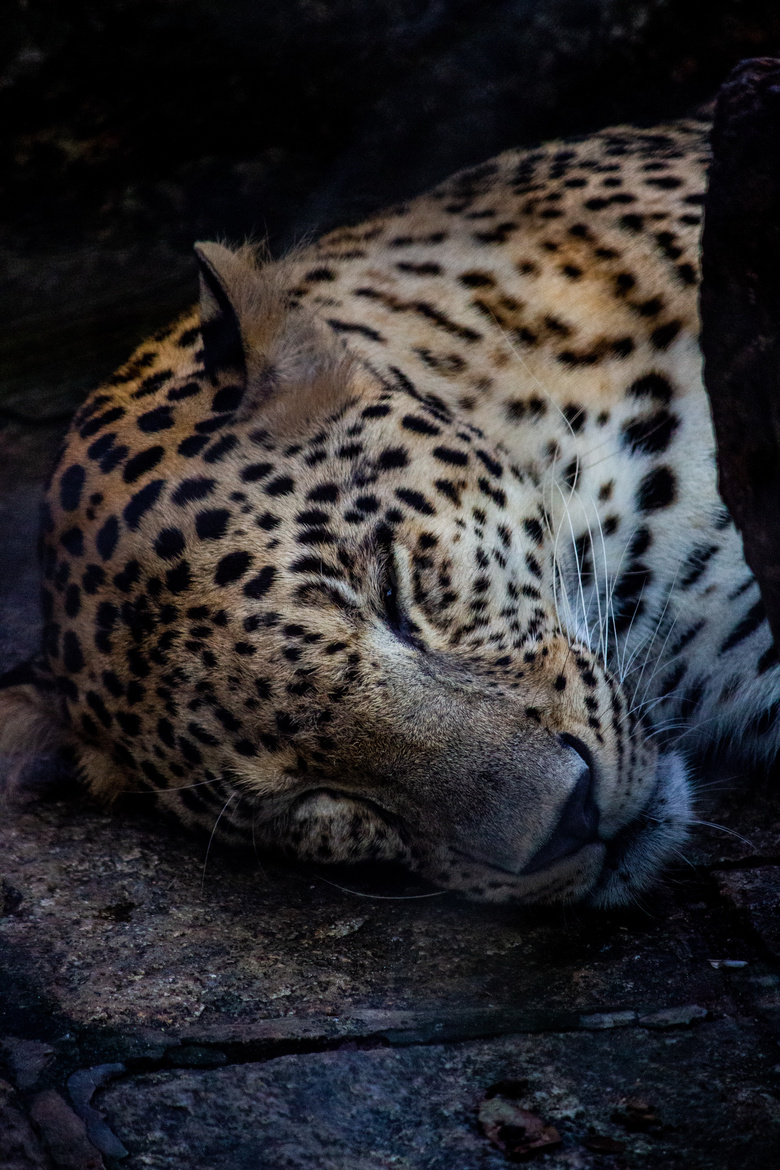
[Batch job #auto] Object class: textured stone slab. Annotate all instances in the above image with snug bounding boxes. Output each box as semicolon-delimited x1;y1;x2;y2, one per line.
685;763;780;867
99;1018;780;1170
0;1078;52;1169
714;866;780;959
0;796;743;1042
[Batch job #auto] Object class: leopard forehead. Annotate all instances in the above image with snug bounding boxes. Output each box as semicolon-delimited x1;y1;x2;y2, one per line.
35;116;733;906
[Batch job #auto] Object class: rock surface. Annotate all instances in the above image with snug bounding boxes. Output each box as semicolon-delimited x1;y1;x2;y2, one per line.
98;1020;780;1170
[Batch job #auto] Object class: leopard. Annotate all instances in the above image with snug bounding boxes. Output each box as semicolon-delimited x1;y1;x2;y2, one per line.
2;113;777;909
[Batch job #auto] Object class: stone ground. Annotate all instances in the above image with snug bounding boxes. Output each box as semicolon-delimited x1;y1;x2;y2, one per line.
4;6;780;1165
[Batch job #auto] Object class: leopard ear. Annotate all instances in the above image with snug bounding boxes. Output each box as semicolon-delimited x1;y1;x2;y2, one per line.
194;241;248;383
193;241;367;434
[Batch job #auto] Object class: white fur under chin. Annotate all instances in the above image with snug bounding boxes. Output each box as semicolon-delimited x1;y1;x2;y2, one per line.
590;750;692;908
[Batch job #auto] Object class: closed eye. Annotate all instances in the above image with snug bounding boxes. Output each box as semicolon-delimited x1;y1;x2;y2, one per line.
374;526;419;644
381;555;404;633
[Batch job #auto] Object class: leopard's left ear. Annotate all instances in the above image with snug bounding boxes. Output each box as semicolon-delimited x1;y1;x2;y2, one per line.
194;241;368;434
194;241;249;383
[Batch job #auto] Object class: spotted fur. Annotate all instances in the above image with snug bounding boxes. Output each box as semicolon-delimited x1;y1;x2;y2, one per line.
3;115;774;906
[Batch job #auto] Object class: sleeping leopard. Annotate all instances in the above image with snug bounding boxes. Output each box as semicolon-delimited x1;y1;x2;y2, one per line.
2;113;774;907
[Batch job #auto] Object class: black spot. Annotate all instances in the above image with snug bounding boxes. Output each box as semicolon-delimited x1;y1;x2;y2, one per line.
433;446;468;466
397;261;442;276
650;321;682;350
523;518;544;544
561;405;588;437
113;560;141;593
460;271;495;288
435;479;461;506
645;174;682;189
215;550;253;586
636;467;676;512
525;553;543;579
265;475;295;497
79;406;127;439
297;528;337;546
155;527;186;560
377;447;409;471
619;213;644;232
720;599;766;654
60;465;85;511
354;496;380;515
676;263;697;286
636;297;663;317
241;462;274;483
96;601;118;629
82;564;105;594
395;488;436;515
680;544;719;589
132;369;173;399
203;434;239;463
138;406;174;433
476;449;503;477
306;267;336;281
196;509;231;540
123;479;165;530
60;527;84;556
168;381;201;400
611;337;635;358
256;512;281;530
116;711;142;737
361;403;392;419
308;484;339;504
327;319;384;342
234;739;257;756
195;414;232;435
621;409;679;455
123;447;165;483
757;644;778;675
473;222;517;244
402;415;441;437
178;435;210;457
244;566;277;599
212;385;243;412
627;373;673;403
64;584;81;618
103;670;124;697
629;527;651;558
172;477;216;505
62;630;84;673
290;556;341;577
100;443;130;474
679;679;706;717
658;662;687;697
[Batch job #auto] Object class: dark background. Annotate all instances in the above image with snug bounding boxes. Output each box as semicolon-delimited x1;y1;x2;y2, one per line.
3;0;780;419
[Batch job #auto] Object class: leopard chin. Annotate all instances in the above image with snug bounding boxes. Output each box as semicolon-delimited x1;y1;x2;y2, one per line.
588;751;692;908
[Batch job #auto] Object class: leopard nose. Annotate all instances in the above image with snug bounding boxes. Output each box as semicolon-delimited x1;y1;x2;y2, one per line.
521;735;600;875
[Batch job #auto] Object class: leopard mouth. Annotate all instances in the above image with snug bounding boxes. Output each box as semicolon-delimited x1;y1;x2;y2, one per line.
587;750;692;907
446;751;691;906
